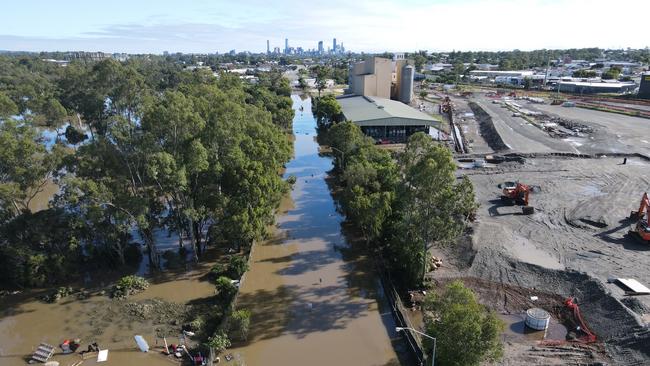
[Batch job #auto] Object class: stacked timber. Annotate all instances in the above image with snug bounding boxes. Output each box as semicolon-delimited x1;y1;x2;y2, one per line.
429;256;443;270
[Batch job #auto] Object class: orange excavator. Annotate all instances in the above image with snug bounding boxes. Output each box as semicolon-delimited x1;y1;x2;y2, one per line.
629;192;650;242
499;181;535;215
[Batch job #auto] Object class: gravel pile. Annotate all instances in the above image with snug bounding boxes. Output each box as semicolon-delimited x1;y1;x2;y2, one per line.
468;102;509;152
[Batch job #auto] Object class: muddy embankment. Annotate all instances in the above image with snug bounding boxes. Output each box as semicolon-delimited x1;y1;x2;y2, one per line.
468;101;509;152
466;245;650;365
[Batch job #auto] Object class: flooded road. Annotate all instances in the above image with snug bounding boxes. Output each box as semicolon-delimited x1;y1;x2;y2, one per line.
229;95;401;365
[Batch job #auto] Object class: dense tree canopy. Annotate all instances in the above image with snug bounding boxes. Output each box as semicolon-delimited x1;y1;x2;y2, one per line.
323;121;477;288
0;55;294;288
424;281;504;366
313;94;343;128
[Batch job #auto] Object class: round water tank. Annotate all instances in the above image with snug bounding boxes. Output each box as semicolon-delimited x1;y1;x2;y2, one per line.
525;308;550;331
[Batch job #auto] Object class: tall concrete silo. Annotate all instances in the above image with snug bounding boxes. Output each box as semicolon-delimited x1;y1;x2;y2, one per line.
399;64;414;103
346;64;355;95
639;72;650;99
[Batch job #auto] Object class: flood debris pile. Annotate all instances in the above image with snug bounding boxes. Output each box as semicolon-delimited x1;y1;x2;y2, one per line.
547;116;594;135
41;286;75;303
110;275;150;298
122;299;188;337
537;116;594;139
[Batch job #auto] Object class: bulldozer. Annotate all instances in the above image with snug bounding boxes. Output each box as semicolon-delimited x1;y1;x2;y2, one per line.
499;181;537;215
629;192;650;243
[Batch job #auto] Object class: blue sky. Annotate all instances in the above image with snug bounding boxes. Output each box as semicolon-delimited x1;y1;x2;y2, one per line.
1;0;648;53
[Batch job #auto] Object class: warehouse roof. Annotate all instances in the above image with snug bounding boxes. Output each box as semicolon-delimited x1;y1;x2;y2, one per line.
337;95;438;126
559;81;636;88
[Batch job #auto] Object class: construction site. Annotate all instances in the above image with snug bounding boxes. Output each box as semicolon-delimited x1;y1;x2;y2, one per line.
426;90;650;365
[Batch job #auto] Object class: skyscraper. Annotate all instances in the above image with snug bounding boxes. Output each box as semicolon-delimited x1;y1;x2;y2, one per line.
267;40;270;54
318;41;323;55
333;38;337;53
285;38;289;54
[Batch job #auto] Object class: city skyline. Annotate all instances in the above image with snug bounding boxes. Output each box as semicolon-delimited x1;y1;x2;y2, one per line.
1;0;649;54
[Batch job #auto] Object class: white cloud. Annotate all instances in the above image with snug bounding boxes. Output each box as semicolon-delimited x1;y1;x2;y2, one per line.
0;0;648;53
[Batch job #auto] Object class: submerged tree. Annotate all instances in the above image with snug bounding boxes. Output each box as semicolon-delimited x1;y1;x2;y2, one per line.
0;120;66;219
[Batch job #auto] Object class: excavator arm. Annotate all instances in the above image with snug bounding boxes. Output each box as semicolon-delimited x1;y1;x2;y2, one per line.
631;192;650;242
636;193;649;220
523;187;530;206
516;183;531;206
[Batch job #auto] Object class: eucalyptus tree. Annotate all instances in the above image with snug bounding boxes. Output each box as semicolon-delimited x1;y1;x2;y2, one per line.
0;91;19;119
397;133;477;282
0;120;66;219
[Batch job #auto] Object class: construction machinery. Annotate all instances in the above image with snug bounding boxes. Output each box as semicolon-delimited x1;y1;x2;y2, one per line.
499;181;535;215
629;192;650;242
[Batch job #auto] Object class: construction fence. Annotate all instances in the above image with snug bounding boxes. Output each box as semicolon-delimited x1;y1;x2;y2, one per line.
376;260;426;365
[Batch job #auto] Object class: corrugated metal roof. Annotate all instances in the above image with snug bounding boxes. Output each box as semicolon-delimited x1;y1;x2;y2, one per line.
559;81;636;88
337;95;437;126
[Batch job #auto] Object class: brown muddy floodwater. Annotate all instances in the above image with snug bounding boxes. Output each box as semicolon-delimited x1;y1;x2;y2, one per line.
228;95;401;366
0;96;401;366
0;266;216;366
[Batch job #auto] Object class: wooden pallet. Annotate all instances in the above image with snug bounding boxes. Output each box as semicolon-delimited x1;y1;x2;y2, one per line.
31;343;55;362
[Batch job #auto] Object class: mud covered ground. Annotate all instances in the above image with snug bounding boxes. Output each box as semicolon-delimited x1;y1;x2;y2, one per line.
0;266;217;366
459;155;650;365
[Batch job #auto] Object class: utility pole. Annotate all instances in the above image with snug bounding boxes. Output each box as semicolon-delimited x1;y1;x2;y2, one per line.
396;327;436;366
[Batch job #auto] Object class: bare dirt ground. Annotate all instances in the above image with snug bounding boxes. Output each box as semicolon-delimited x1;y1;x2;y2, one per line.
458;155;650;365
451;92;650;159
471;97;579;154
429;90;650;364
447;96;493;154
529;103;650;156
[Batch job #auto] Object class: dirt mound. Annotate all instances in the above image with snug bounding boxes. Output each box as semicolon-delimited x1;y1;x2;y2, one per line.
621;297;650;315
468;102;509;152
467;248;650;364
469;249;638;336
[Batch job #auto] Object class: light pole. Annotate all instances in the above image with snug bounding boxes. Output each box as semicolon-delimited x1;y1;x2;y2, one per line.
396;327;436;366
330;146;345;170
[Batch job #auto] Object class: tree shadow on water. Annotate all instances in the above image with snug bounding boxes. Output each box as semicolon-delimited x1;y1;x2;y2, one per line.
236;284;372;342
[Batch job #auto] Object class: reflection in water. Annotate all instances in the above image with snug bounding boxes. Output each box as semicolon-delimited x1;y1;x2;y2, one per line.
0;271;215;366
499;313;568;342
230;95;401;365
0;96;403;366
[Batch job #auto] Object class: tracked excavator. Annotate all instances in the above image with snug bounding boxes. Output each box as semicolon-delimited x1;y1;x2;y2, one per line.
499;181;535;215
629;192;650;242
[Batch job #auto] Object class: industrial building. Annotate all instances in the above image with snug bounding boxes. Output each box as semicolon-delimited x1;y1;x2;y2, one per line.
469;70;535;78
639;72;650;99
347;56;415;104
337;95;439;143
558;81;637;94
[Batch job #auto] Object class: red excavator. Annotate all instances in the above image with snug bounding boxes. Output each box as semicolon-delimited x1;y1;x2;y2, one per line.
629;192;650;242
499;181;535;215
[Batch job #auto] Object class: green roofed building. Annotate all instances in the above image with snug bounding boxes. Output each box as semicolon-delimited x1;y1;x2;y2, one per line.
337;95;441;143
